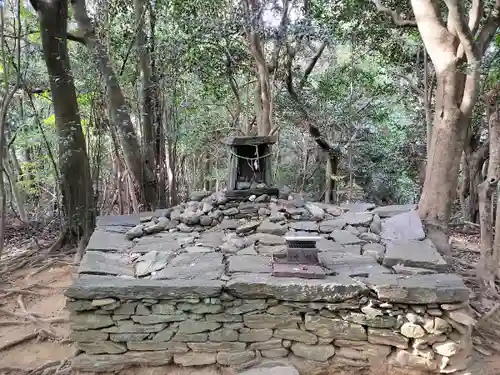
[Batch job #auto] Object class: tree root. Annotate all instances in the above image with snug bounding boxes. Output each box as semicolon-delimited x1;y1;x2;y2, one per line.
0;331;39;351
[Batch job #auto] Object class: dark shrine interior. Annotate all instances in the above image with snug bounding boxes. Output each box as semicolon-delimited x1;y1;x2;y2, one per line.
235;144;267;184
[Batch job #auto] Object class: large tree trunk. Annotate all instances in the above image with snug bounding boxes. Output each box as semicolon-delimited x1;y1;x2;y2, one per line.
32;0;94;250
70;0;157;210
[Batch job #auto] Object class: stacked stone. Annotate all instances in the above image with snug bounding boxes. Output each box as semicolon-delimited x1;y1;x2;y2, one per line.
71;191;475;373
68;294;475;373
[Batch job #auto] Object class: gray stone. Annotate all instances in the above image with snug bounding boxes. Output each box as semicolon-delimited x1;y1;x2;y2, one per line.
200;216;214;226
244;313;301;329
446;308;477;326
219;219;240;230
370;214;382;234
383;239;447;271
319;219;347;233
267;305;294;315
228;255;272;274
102;322;166;333
113;302;138;315
335;342;391;361
177;320;221;334
70;330;109;342
372;204;417;218
127;341;189;352
226;300;267;314
71;313;114;330
329;230;362;245
131;314;186;324
87;230;134;252
238;245;258;255
342;212;373;226
400;322;426;338
172;332;208;342
362;243;385;261
364;273;469;304
249;339;283;350
339;202;375;212
79;251;134;277
72;351;173;372
256;245;287;256
367;328;409;349
77;341;126;355
304;315;366;340
226;274;367;302
359;232;380;242
257;220;288;236
344;312;396;328
239;328;273;342
239;366;299;375
126;225;144;240
131;234;185;254
319;252;390;278
152;252;223;280
109;333;149;342
237;221;261;234
289;221;318;231
291;343;335;362
176;302;223;314
174;352;217;366
209;328;238;342
217;351;256;365
305;203;325;221
191;190;212;201
97;214;140;227
152;328;176;341
247;233;285;246
151;302;176;315
261;348;289;358
66;300;95;312
187;341;247;352
135;251;175;277
381;210;425;241
393;265;438;275
197;231;225;248
274;329;318;344
388;349;438;371
206;313;243;323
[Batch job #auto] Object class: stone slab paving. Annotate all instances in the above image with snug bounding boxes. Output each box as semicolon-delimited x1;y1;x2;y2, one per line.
68;194;474;374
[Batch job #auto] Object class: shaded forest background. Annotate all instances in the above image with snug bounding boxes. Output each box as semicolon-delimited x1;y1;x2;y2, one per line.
0;0;499;284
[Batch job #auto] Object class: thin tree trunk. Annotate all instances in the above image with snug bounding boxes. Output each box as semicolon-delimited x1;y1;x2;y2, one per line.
478;87;500;287
71;0;157;210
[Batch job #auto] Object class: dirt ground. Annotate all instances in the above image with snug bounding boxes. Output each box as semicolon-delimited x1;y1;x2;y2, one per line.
0;245;500;375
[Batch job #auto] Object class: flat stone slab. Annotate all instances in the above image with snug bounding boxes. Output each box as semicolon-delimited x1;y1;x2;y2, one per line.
72;351;173;372
363;273;469;304
79;251;134;277
381;211;425;242
65;275;224;299
130;233;191;254
371;204;417;218
383;239;447;271
319;252;391;278
341;212;373;226
152;252;223;280
228;255;272;274
96;215;141;227
225;273;367;302
329;230;362;245
87;230;133;252
340;202;376;212
239;366;300;375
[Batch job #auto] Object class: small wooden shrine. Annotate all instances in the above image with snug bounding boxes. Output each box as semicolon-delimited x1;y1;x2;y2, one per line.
272;236;326;279
223;136;279;198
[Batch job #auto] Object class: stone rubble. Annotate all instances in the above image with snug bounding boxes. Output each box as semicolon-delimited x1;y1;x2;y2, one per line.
68;191;474;374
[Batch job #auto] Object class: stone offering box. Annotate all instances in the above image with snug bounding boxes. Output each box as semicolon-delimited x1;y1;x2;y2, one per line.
224;136;279;199
67;195;474;374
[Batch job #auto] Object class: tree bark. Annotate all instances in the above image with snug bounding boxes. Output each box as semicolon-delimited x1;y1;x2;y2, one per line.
134;0;156;194
478;87;500;287
31;0;95;247
70;0;157;210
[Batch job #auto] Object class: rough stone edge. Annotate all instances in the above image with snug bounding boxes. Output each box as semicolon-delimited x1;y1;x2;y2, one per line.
72;351;173;372
65;275;224;299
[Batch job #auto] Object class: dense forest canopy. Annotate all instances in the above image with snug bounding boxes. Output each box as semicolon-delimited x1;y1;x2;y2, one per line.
0;0;499;283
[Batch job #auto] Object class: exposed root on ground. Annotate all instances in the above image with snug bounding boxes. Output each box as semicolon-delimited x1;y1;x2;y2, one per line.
0;358;73;375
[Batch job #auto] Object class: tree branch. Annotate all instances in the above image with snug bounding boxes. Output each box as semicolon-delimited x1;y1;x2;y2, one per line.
67;32;86;44
476;1;500;57
299;42;327;90
371;0;417;27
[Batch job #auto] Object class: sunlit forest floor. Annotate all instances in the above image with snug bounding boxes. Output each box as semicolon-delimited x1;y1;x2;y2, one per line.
0;219;499;375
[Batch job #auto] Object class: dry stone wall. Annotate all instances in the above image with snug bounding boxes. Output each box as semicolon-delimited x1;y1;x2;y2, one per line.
66;191;475;374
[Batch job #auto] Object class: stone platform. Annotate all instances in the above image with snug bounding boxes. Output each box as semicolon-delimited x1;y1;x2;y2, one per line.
66;192;474;374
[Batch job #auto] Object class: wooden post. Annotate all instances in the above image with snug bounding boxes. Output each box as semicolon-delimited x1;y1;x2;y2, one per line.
227;147;238;190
